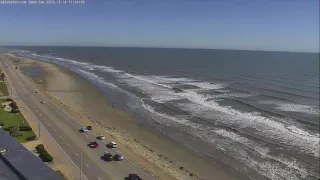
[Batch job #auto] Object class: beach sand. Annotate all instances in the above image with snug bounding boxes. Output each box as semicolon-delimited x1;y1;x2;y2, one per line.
7;53;237;180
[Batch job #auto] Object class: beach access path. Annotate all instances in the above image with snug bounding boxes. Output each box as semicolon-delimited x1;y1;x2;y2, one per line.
0;54;155;180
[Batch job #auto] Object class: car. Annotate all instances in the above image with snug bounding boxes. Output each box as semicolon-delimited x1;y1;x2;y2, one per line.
80;127;88;133
34;91;38;93
88;141;99;148
113;153;124;161
103;152;113;161
127;173;142;180
107;141;117;148
40;101;45;104
86;126;92;130
97;135;105;140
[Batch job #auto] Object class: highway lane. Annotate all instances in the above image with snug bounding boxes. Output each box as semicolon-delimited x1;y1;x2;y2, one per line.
1;55;154;180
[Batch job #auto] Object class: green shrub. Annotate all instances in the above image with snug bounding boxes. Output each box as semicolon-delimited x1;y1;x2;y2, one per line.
9;126;21;137
39;153;53;162
26;135;37;141
19;126;32;131
0;122;4;127
35;144;45;153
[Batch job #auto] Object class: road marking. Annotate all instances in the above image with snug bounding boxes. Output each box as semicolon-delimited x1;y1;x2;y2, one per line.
53;129;56;132
66;144;70;147
75;153;79;156
97;177;102;180
59;136;62;139
85;164;89;168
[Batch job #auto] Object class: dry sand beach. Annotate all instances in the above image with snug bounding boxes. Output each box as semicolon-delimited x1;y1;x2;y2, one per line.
5;53;238;180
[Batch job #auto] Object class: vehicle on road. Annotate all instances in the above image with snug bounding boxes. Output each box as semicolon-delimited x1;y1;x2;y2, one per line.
80;127;88;133
107;141;117;148
126;173;142;180
40;101;45;104
86;126;92;130
97;135;105;140
113;153;124;161
88;141;99;148
34;91;37;93
103;152;113;161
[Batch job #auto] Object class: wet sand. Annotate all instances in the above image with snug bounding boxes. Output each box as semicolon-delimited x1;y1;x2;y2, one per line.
7;53;238;180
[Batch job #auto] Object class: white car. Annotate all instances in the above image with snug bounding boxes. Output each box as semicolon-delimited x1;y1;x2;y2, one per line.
97;135;105;140
107;141;117;148
80;127;88;132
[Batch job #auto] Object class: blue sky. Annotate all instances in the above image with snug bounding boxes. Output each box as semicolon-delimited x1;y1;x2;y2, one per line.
0;0;318;52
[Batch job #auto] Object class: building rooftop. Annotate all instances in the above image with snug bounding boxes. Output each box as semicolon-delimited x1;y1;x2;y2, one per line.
0;128;62;180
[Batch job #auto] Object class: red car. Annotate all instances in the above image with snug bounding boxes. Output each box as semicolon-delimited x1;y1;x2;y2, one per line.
88;141;99;148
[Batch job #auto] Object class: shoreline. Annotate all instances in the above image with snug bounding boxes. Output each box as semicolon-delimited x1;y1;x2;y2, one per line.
7;53;240;180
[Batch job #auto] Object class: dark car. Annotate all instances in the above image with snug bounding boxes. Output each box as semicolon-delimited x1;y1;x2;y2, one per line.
103;152;113;161
127;173;142;180
88;141;99;148
86;126;92;130
113;153;124;161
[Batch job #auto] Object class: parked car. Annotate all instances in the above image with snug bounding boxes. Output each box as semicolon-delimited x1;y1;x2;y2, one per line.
88;141;99;148
107;141;117;148
103;152;113;161
40;101;45;104
80;127;88;133
127;173;142;180
113;153;124;161
97;135;105;140
86;126;92;130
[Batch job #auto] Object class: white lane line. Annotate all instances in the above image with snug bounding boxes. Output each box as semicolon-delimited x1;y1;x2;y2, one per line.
75;153;79;156
97;177;102;180
59;136;63;139
85;164;89;168
66;144;70;147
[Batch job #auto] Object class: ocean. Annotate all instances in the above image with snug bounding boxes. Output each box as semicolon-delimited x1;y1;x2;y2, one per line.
10;47;320;180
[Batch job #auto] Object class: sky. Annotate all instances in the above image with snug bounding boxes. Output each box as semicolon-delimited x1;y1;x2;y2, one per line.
0;0;319;52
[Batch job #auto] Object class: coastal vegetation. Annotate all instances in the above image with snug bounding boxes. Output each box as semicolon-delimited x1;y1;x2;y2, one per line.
35;144;54;162
0;99;36;143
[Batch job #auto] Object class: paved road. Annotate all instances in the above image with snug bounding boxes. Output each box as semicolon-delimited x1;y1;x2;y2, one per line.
0;55;154;180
